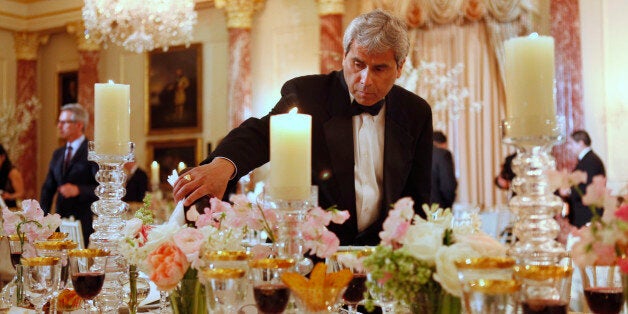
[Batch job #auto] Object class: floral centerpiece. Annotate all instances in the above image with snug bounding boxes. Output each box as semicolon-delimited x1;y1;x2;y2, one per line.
363;198;507;314
118;173;349;313
2;199;62;256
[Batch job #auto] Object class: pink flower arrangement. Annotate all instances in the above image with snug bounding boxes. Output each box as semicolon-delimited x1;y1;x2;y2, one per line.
118;193;350;291
1;199;61;257
547;169;628;269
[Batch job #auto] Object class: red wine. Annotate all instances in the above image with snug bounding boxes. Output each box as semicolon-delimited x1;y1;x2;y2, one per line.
253;283;290;314
10;252;21;268
521;299;568;314
343;273;367;304
584;287;624;314
71;272;105;300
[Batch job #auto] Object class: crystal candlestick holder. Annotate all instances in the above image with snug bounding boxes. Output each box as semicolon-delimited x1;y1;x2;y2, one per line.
259;186;316;274
88;141;134;313
501;116;566;265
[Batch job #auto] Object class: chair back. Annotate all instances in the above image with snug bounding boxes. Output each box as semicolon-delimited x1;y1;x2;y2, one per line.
59;216;84;249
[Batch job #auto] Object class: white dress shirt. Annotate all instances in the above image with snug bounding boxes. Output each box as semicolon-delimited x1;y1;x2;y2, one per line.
352;103;385;232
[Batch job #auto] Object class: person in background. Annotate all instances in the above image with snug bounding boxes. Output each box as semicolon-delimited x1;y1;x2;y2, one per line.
560;129;606;228
173;9;433;246
41;103;98;246
122;161;149;203
430;131;457;209
0;144;24;209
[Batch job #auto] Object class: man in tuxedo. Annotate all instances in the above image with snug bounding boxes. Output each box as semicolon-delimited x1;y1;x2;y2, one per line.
430;131;457;209
173;9;432;245
122;161;149;203
562;130;606;227
41;103;98;246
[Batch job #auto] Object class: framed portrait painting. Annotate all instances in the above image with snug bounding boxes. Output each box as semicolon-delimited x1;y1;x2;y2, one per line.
146;138;202;189
146;43;202;134
58;71;78;108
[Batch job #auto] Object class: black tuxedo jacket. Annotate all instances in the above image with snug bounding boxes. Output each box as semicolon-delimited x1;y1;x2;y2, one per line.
123;168;148;203
206;71;433;245
41;139;99;244
568;150;605;227
430;146;457;209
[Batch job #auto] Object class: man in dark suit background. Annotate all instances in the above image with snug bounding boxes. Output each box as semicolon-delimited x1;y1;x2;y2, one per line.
41;103;98;246
173;9;433;246
122;161;149;203
431;131;457;209
561;130;606;227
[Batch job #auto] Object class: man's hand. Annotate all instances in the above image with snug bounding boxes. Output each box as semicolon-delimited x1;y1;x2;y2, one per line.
173;158;235;206
58;183;79;198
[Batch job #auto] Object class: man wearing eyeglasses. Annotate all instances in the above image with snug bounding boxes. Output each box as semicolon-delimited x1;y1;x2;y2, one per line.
41;103;98;246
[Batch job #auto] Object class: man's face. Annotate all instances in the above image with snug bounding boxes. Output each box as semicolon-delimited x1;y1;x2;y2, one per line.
342;44;404;106
57;111;83;141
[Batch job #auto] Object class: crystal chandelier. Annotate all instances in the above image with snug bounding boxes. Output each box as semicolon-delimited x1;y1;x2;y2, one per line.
82;0;198;53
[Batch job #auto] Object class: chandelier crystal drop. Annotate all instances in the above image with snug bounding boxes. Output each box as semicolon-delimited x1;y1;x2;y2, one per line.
82;0;198;53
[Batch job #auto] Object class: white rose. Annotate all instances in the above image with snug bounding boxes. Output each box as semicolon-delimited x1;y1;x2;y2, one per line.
433;243;480;297
401;222;445;264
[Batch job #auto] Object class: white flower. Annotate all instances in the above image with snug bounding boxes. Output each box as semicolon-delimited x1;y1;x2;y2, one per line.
433;243;480;297
400;221;446;264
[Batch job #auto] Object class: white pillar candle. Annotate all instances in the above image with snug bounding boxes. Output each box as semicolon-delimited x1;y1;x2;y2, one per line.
177;162;186;173
269;107;312;200
150;161;160;186
504;33;557;137
94;80;131;154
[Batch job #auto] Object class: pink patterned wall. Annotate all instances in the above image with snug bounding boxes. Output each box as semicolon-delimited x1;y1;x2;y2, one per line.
78;50;100;140
229;28;252;129
320;14;344;74
16;60;38;198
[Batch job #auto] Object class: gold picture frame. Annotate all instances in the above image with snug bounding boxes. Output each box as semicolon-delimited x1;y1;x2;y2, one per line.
146;138;202;189
146;43;203;135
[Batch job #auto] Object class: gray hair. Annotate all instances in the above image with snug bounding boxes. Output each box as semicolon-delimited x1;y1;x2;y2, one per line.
343;9;409;66
61;103;89;131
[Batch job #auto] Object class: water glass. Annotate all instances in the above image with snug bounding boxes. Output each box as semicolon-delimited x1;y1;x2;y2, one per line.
514;264;573;314
21;256;61;314
456;256;518;314
201;268;247;313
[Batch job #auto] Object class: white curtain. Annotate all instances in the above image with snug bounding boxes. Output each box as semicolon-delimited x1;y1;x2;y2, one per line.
363;0;539;209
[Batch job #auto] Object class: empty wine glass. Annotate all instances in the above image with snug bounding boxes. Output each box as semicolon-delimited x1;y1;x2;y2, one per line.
366;272;397;314
21;256;61;314
34;240;77;314
201;268;247;314
68;249;109;313
329;249;372;313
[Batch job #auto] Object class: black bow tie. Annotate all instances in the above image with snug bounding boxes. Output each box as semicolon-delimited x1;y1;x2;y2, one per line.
351;99;385;116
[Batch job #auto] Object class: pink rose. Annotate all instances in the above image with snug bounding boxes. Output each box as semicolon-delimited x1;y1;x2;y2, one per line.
145;242;189;291
615;204;628;222
618;257;628;274
173;228;204;256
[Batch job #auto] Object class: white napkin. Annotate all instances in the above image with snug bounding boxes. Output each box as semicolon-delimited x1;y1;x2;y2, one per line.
166;170;186;227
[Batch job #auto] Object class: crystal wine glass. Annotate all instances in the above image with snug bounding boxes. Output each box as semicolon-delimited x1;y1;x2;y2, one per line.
581;264;624;314
68;249;109;313
21;256;61;314
249;258;295;314
329;249;372;313
366;272;396;314
201;268;247;313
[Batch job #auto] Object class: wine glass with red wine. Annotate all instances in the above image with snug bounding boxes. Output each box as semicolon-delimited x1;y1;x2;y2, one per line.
329;249;372;314
249;258;295;314
68;249;109;313
581;264;625;314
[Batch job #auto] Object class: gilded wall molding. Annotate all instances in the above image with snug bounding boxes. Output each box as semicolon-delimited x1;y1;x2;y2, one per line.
66;21;100;51
215;0;265;29
13;31;49;60
317;0;345;15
